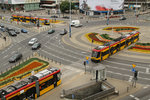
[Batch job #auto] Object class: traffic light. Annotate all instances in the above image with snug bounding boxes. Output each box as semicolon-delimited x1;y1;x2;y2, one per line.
134;70;138;80
83;61;86;66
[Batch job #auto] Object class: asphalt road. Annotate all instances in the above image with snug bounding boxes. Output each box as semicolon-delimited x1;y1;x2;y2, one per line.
0;11;150;99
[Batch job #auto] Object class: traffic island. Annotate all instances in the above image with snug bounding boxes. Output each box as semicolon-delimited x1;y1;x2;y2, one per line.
85;33;114;45
128;42;150;54
0;58;49;88
103;26;139;32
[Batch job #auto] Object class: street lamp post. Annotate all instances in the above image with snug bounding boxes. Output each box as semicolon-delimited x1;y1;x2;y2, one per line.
69;0;72;38
135;0;137;16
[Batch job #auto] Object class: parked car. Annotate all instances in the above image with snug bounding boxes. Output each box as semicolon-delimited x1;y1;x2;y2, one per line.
9;53;22;63
74;24;83;28
119;16;126;20
8;31;17;36
60;29;67;35
15;30;20;34
21;29;28;33
48;29;55;34
0;24;4;28
32;43;41;50
0;27;6;32
28;38;38;45
5;27;14;32
50;15;58;18
62;16;70;19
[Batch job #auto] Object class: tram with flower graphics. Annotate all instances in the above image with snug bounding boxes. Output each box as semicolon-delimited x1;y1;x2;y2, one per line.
0;67;61;100
91;31;140;62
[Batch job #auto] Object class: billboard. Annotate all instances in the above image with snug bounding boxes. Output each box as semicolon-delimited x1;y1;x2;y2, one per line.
11;0;40;4
0;0;40;4
79;0;124;11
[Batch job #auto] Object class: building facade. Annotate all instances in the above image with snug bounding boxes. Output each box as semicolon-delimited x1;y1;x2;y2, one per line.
124;0;150;11
0;0;40;11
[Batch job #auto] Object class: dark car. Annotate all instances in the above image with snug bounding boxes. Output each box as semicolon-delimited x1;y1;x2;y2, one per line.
15;30;20;34
32;43;41;50
62;16;70;19
60;29;67;35
0;24;4;28
119;16;126;20
50;15;58;18
9;53;22;63
48;29;55;34
21;29;28;33
5;27;14;32
8;31;17;36
0;27;6;32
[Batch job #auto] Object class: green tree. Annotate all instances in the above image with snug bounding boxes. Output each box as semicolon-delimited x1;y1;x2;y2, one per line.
60;0;75;16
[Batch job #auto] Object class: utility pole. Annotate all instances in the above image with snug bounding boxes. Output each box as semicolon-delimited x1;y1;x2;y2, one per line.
2;0;5;10
69;0;72;38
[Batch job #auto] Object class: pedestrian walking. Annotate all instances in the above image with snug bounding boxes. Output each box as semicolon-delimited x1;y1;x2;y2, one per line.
3;37;6;41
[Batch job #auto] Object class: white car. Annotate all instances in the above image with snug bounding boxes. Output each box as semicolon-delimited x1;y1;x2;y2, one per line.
28;38;38;45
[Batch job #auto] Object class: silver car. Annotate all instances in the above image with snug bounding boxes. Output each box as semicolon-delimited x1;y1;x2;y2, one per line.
28;38;38;45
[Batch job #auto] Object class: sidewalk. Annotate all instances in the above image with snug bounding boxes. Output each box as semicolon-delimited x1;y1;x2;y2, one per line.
0;33;11;51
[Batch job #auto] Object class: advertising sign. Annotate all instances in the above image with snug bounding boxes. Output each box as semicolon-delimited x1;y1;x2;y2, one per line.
0;0;40;4
11;0;40;4
79;0;124;11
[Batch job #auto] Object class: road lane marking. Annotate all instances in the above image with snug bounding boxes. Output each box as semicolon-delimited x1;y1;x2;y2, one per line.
129;94;134;98
46;42;88;57
105;60;147;69
128;76;133;82
42;45;79;60
105;65;150;75
134;97;140;100
11;51;15;54
107;70;150;81
18;47;22;50
3;55;8;59
143;85;150;89
146;68;149;73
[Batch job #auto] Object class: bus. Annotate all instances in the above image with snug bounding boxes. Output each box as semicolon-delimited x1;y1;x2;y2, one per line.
0;67;61;100
91;31;140;62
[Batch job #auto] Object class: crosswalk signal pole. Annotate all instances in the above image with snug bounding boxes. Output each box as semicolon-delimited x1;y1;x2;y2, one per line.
84;61;86;74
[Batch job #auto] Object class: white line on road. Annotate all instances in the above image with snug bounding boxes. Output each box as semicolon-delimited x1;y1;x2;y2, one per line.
105;60;147;69
128;76;133;82
143;85;150;89
146;68;149;73
11;51;16;54
129;94;134;98
107;70;150;81
18;47;22;50
134;97;140;100
3;55;8;59
3;63;8;66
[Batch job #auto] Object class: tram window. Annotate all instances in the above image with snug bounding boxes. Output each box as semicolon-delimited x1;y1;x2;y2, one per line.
47;79;54;86
9;95;19;100
120;42;125;47
102;50;109;56
57;72;61;81
26;87;36;98
131;37;134;42
110;47;115;52
92;51;99;58
40;78;54;90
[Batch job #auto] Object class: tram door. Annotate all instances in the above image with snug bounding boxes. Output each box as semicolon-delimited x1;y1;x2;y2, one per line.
19;93;26;100
53;74;57;87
